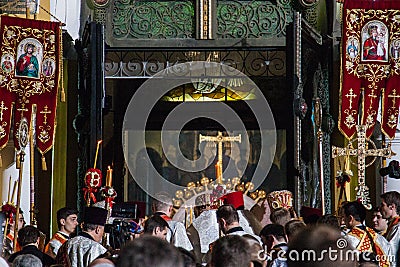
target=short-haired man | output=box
[380,191,400,266]
[216,205,261,243]
[56,207,108,267]
[118,235,183,267]
[270,208,291,227]
[288,225,357,267]
[211,235,252,267]
[372,207,388,235]
[144,215,169,240]
[259,224,288,267]
[343,201,391,267]
[8,225,55,266]
[152,192,193,251]
[45,207,79,258]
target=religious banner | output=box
[0,16,61,168]
[339,0,400,140]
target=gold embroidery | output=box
[38,125,51,144]
[345,88,357,109]
[39,105,51,125]
[0,24,57,98]
[0,122,7,139]
[0,101,8,121]
[344,109,357,129]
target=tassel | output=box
[41,154,47,171]
[16,153,21,169]
[0,153,2,168]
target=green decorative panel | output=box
[217,0,293,38]
[113,0,194,39]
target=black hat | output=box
[84,207,108,226]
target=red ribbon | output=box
[83,187,97,203]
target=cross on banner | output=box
[332,125,394,209]
[199,131,241,183]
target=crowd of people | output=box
[0,190,399,267]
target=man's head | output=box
[285,219,306,242]
[342,201,366,228]
[144,215,169,240]
[57,207,79,235]
[211,235,252,267]
[13,254,41,267]
[82,207,108,242]
[152,192,173,217]
[270,207,291,226]
[26,43,35,54]
[10,209,25,231]
[118,236,183,267]
[216,204,239,234]
[259,224,286,251]
[288,225,357,267]
[17,225,40,247]
[372,207,387,233]
[380,191,400,219]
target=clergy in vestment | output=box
[343,201,392,267]
[44,207,79,258]
[55,207,108,267]
[380,191,400,267]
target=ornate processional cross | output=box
[332,125,394,209]
[199,131,241,183]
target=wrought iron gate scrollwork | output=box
[113,0,194,39]
[217,0,293,38]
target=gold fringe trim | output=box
[0,152,2,168]
[59,25,65,102]
[41,154,47,171]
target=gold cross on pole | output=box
[345,88,357,109]
[0,101,8,121]
[332,125,394,209]
[388,89,400,108]
[39,105,51,125]
[199,131,241,183]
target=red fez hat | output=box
[300,206,322,224]
[222,191,244,209]
[84,207,108,226]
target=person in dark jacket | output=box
[8,225,55,267]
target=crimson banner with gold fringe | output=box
[339,0,400,140]
[0,16,61,166]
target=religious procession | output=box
[0,0,400,267]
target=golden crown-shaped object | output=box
[267,190,293,210]
[173,177,266,208]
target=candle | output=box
[7,176,11,203]
[93,140,103,169]
[106,166,113,187]
[11,180,18,204]
[190,206,193,225]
